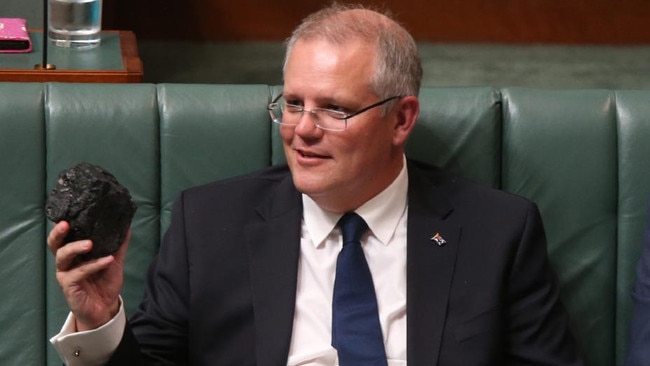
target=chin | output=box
[291,175,324,196]
[291,171,337,198]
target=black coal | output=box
[46,163,137,260]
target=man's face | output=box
[281,38,406,212]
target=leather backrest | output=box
[42,82,160,363]
[0,83,46,365]
[407,86,502,187]
[615,91,650,362]
[503,88,619,366]
[0,83,648,366]
[157,84,273,229]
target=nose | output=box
[294,110,323,138]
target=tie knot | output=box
[338,212,368,245]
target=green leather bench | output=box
[1,83,648,366]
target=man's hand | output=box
[47,221,130,332]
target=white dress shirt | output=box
[51,161,409,365]
[288,162,408,365]
[50,298,126,366]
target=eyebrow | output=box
[281,93,362,110]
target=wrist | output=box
[75,299,121,332]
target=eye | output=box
[284,98,303,107]
[283,100,303,113]
[325,104,348,113]
[321,107,348,120]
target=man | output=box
[49,4,583,365]
[625,201,650,366]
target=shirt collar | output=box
[302,157,409,247]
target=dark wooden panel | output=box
[104,0,650,44]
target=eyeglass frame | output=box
[267,94,403,131]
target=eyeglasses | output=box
[267,94,402,132]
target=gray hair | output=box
[283,3,423,99]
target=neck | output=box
[312,155,405,213]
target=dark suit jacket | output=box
[109,160,583,365]
[624,201,650,366]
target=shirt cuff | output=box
[50,297,126,366]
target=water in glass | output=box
[48,0,102,49]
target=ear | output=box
[392,96,419,146]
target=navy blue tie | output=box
[332,212,388,366]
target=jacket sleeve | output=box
[504,202,584,365]
[624,203,650,366]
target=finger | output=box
[61,255,115,283]
[55,239,93,271]
[47,221,70,254]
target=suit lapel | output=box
[406,162,461,365]
[245,175,302,366]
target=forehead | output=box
[283,38,377,100]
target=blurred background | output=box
[2,0,649,88]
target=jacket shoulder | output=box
[408,159,537,214]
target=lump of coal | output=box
[46,163,137,261]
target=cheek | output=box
[360,124,394,152]
[279,127,294,143]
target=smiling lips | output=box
[294,147,331,161]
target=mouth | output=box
[293,147,331,162]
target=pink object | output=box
[0,18,32,53]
